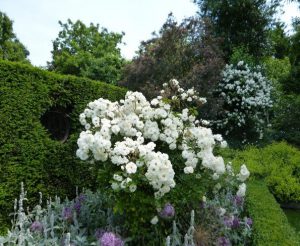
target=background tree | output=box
[268,19,300,146]
[0,11,29,63]
[193,0,281,60]
[120,14,224,119]
[283,19,300,94]
[268,22,290,59]
[48,19,124,84]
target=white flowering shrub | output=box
[1,161,251,245]
[76,79,249,238]
[215,61,273,141]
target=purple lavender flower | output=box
[30,221,43,233]
[217,237,231,246]
[95,228,105,240]
[223,216,233,228]
[62,207,73,222]
[73,200,82,214]
[78,193,86,202]
[231,217,240,229]
[233,195,244,207]
[159,203,175,219]
[246,217,253,227]
[200,201,206,209]
[73,193,86,214]
[100,232,124,246]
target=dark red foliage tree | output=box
[120,14,225,119]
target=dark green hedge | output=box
[246,180,300,245]
[0,60,126,232]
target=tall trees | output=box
[269,20,300,146]
[121,15,224,103]
[193,0,280,60]
[48,19,124,84]
[0,12,29,63]
[268,22,290,59]
[286,20,300,93]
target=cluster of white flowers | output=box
[76,79,243,200]
[237,183,247,197]
[162,79,207,106]
[215,61,273,139]
[236,164,250,197]
[237,164,250,182]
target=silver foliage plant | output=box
[166,210,195,246]
[0,183,122,246]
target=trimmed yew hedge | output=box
[246,180,300,245]
[0,60,126,232]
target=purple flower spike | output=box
[100,232,124,246]
[246,217,253,227]
[233,195,244,207]
[30,221,43,233]
[223,216,233,228]
[73,193,86,214]
[231,217,240,229]
[159,203,175,219]
[73,200,82,214]
[62,207,73,222]
[217,237,231,246]
[78,193,86,202]
[200,201,206,209]
[95,228,105,240]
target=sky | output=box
[0,0,299,67]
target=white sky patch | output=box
[0,0,197,66]
[0,0,299,67]
[280,2,300,33]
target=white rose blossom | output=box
[237,164,250,182]
[237,183,247,197]
[76,79,249,201]
[151,216,159,225]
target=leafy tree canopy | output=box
[121,14,224,101]
[48,19,124,84]
[268,22,290,59]
[0,11,30,63]
[193,0,281,60]
[120,14,225,122]
[282,20,300,93]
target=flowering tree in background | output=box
[214,61,273,142]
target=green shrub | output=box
[246,180,299,245]
[272,94,300,147]
[263,56,291,90]
[220,142,300,203]
[229,46,257,67]
[0,60,126,233]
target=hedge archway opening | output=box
[41,107,71,142]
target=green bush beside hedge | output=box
[246,180,299,245]
[0,60,126,233]
[219,142,300,203]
